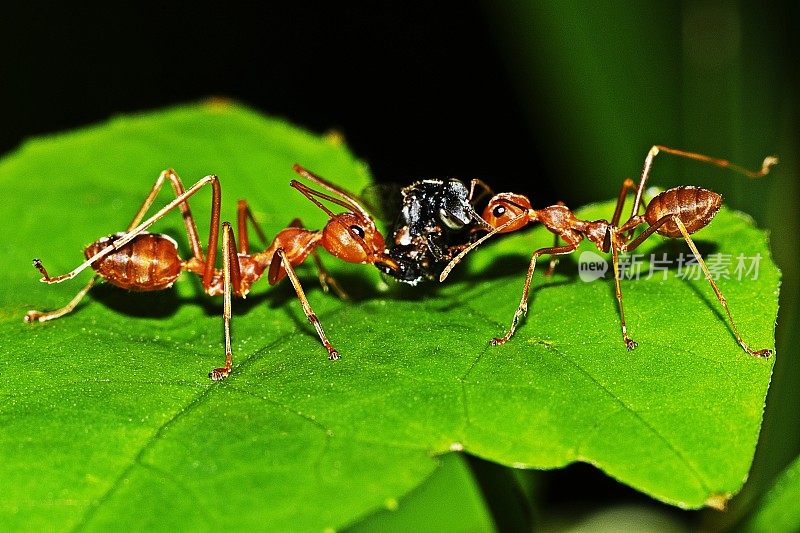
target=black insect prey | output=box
[379,178,491,284]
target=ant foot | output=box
[320,275,350,301]
[209,367,230,381]
[328,348,340,361]
[32,258,51,281]
[490,336,509,346]
[24,311,44,323]
[762,155,780,172]
[740,339,773,358]
[624,336,638,350]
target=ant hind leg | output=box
[622,214,772,357]
[671,217,772,358]
[25,275,99,323]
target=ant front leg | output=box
[492,243,578,346]
[285,218,349,301]
[272,248,340,360]
[468,178,494,205]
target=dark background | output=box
[2,1,797,530]
[0,2,555,202]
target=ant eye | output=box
[492,205,506,218]
[349,225,366,239]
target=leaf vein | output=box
[551,345,711,494]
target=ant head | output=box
[323,213,397,270]
[290,165,400,272]
[482,193,532,233]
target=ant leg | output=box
[237,202,347,303]
[25,275,99,323]
[25,171,208,323]
[274,247,340,360]
[209,222,243,381]
[492,243,578,346]
[285,217,349,300]
[609,233,638,350]
[543,233,561,277]
[622,214,772,357]
[610,215,685,349]
[671,216,771,357]
[310,252,349,300]
[35,175,220,285]
[611,178,637,227]
[631,145,778,220]
[468,178,494,205]
[236,199,270,254]
[127,169,205,260]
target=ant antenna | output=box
[292,164,373,221]
[439,212,529,282]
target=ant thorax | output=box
[582,220,611,250]
[382,179,483,285]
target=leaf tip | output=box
[323,129,347,146]
[201,96,237,112]
[704,493,731,511]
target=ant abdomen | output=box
[644,186,722,237]
[84,232,182,291]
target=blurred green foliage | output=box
[741,454,800,532]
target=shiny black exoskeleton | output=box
[380,178,490,284]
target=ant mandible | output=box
[440,146,778,356]
[26,165,398,380]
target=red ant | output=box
[440,146,778,356]
[25,165,398,380]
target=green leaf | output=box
[0,103,779,530]
[741,455,800,533]
[347,453,495,532]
